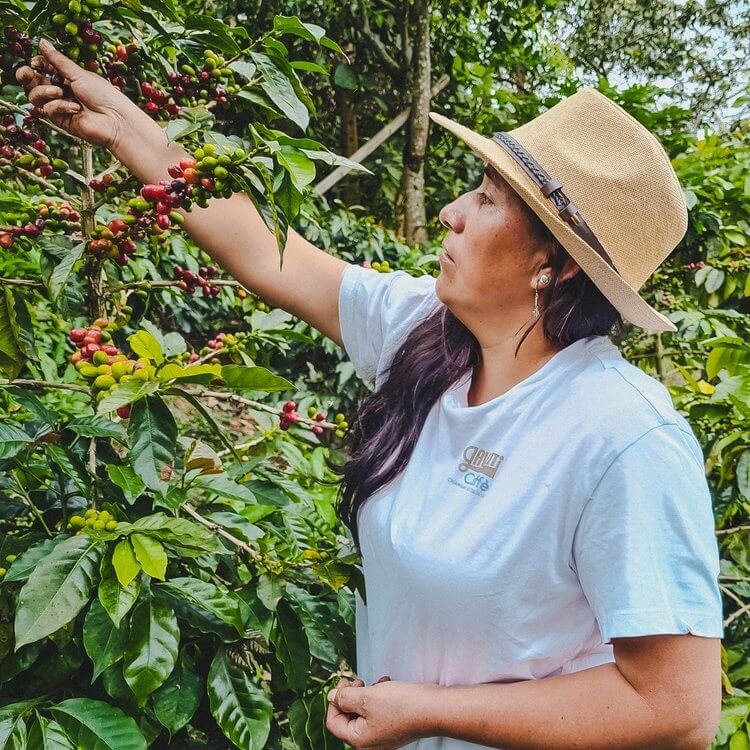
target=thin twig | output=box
[0,278,44,288]
[182,503,264,564]
[0,96,84,144]
[107,278,244,293]
[197,389,337,429]
[0,378,89,392]
[0,156,78,204]
[717,525,750,535]
[725,600,750,627]
[216,435,266,457]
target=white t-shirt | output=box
[337,264,724,750]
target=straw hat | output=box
[429,87,688,333]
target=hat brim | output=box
[429,112,677,334]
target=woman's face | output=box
[435,163,552,324]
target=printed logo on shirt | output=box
[448,445,504,497]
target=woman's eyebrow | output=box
[483,164,505,194]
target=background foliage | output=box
[0,0,747,748]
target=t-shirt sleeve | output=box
[571,421,724,645]
[337,263,441,388]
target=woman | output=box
[18,41,724,750]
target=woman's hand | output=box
[326,675,436,750]
[15,38,142,150]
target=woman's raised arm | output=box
[16,40,351,348]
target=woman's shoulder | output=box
[569,339,696,451]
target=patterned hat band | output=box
[491,132,619,276]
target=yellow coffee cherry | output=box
[70,515,86,529]
[105,520,118,531]
[84,509,97,519]
[93,520,106,530]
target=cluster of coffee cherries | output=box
[2,25,33,69]
[96,41,142,91]
[166,50,236,110]
[0,114,67,175]
[0,198,80,249]
[362,259,392,273]
[48,0,103,66]
[201,330,247,359]
[67,507,119,532]
[683,260,707,271]
[69,319,154,412]
[658,289,677,307]
[174,264,221,296]
[140,80,180,120]
[0,553,16,579]
[88,218,138,265]
[89,170,137,198]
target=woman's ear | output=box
[558,256,581,284]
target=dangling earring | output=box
[533,274,550,320]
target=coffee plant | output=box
[0,0,375,747]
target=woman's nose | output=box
[439,200,464,233]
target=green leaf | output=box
[96,380,161,414]
[27,715,75,749]
[83,598,127,681]
[98,554,140,628]
[127,330,164,365]
[112,539,141,588]
[333,63,357,91]
[228,60,256,80]
[127,395,177,495]
[157,362,222,385]
[737,450,750,499]
[123,514,226,557]
[157,578,245,635]
[123,598,179,705]
[270,598,310,693]
[47,241,85,302]
[277,146,316,190]
[0,421,33,459]
[0,287,25,380]
[194,473,257,503]
[46,443,90,498]
[50,698,147,750]
[130,534,167,580]
[4,536,69,583]
[272,15,326,43]
[64,416,127,443]
[14,535,103,649]
[152,648,202,734]
[207,649,273,750]
[105,465,146,505]
[251,52,309,131]
[220,365,293,392]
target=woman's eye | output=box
[478,192,491,205]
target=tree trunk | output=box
[398,0,431,246]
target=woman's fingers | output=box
[29,85,64,108]
[16,64,47,90]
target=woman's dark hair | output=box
[327,175,630,553]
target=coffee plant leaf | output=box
[112,539,141,588]
[83,599,128,681]
[105,465,147,506]
[122,598,179,704]
[151,648,202,735]
[269,598,309,694]
[50,698,147,750]
[98,554,141,628]
[220,364,293,391]
[207,648,273,750]
[157,578,245,635]
[0,421,33,460]
[27,714,76,749]
[4,536,70,583]
[130,534,167,581]
[15,536,104,649]
[96,380,161,415]
[127,395,177,495]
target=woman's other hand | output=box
[15,39,141,150]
